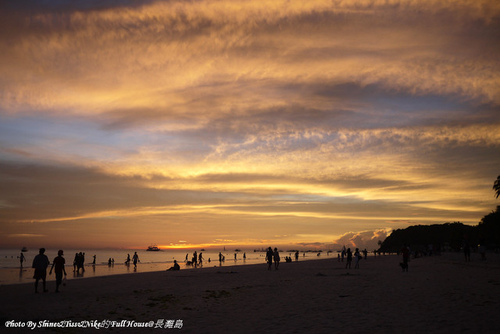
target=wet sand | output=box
[1,252,500,333]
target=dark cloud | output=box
[0,162,212,223]
[1,0,155,13]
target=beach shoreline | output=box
[0,252,330,286]
[2,252,500,333]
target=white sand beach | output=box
[2,252,500,333]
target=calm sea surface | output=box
[0,248,333,286]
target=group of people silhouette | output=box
[25,244,427,295]
[339,246,369,269]
[183,251,202,267]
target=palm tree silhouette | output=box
[494,175,500,199]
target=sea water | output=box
[0,248,330,285]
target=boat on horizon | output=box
[146,245,161,251]
[21,247,28,252]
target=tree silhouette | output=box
[494,175,500,199]
[477,206,500,249]
[378,223,475,253]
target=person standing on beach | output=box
[32,248,50,293]
[133,252,139,268]
[49,250,67,292]
[463,236,471,262]
[273,248,280,270]
[80,252,85,272]
[345,248,352,269]
[20,252,25,267]
[354,248,361,269]
[401,245,410,272]
[479,239,487,260]
[73,253,78,272]
[266,247,274,270]
[192,251,198,267]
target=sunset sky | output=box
[1,0,499,250]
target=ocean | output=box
[0,248,332,286]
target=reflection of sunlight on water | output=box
[0,248,332,285]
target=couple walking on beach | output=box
[32,248,67,293]
[73,252,85,273]
[266,247,280,270]
[344,248,363,269]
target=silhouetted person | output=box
[73,253,78,272]
[92,255,96,265]
[354,248,361,269]
[20,252,25,267]
[363,249,368,260]
[49,250,67,292]
[345,248,352,269]
[32,248,50,293]
[198,252,204,266]
[463,237,471,262]
[133,252,139,268]
[167,260,180,271]
[295,251,299,261]
[273,248,280,270]
[401,245,410,272]
[125,254,131,265]
[266,247,273,270]
[479,239,486,260]
[192,251,198,267]
[80,252,85,271]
